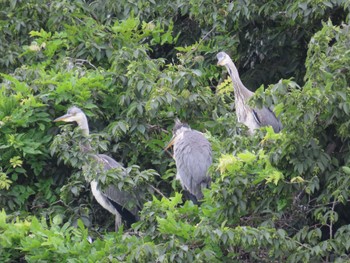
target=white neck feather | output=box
[76,114,89,136]
[225,60,254,101]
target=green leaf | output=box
[342,166,350,175]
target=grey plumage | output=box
[217,52,282,134]
[169,119,212,202]
[92,154,139,223]
[54,106,139,231]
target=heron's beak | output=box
[164,135,176,151]
[217,59,225,66]
[54,113,72,122]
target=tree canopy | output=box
[1,0,350,262]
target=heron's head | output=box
[173,118,190,137]
[216,52,230,66]
[164,118,190,151]
[54,106,86,124]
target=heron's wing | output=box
[104,185,140,219]
[252,107,282,133]
[95,154,140,217]
[96,154,123,169]
[174,130,212,200]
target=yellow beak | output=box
[53,113,72,122]
[164,135,176,151]
[217,59,225,66]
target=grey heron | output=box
[54,106,139,231]
[165,119,212,203]
[217,52,282,134]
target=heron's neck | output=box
[226,61,253,101]
[77,115,89,136]
[76,115,93,153]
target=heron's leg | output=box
[115,213,122,232]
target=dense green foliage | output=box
[1,0,350,261]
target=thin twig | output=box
[147,124,169,134]
[147,184,167,199]
[329,200,336,239]
[161,148,173,158]
[194,26,216,50]
[66,57,98,70]
[183,26,216,63]
[75,58,98,70]
[285,236,313,251]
